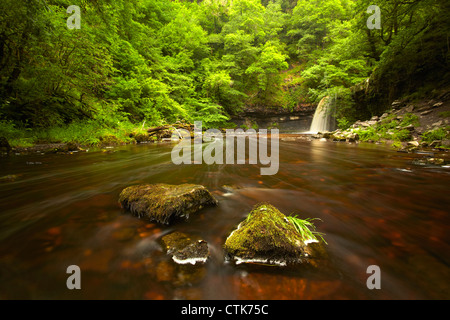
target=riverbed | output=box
[0,138,449,299]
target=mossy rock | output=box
[119,183,218,225]
[224,204,326,266]
[0,174,20,183]
[132,132,151,143]
[161,232,209,265]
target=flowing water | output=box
[309,97,335,133]
[0,138,449,299]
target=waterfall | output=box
[309,96,334,133]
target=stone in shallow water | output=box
[161,231,210,265]
[223,203,326,266]
[119,183,218,225]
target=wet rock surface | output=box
[119,183,218,225]
[313,99,449,152]
[161,232,209,265]
[0,174,21,183]
[224,204,326,266]
[10,143,84,156]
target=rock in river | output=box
[119,183,218,225]
[161,232,210,265]
[224,203,326,266]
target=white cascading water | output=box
[309,96,333,133]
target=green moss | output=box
[0,175,20,183]
[391,141,403,149]
[161,231,209,264]
[119,183,218,225]
[224,203,326,264]
[225,204,298,258]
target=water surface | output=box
[0,139,449,299]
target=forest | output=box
[0,0,449,146]
[1,0,449,302]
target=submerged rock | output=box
[224,204,326,266]
[161,232,210,265]
[119,183,218,225]
[0,174,20,183]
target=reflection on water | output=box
[0,139,449,299]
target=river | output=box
[0,137,449,299]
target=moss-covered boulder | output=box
[161,232,209,265]
[119,183,218,225]
[224,203,326,266]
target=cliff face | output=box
[231,104,316,132]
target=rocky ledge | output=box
[119,183,218,225]
[223,203,326,267]
[312,95,450,152]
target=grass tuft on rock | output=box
[286,216,327,245]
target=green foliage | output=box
[0,120,33,147]
[337,117,351,130]
[391,141,403,149]
[421,128,450,143]
[356,126,380,142]
[392,129,411,142]
[400,114,420,127]
[355,112,420,143]
[188,98,231,129]
[0,0,446,143]
[287,216,327,245]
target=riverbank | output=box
[2,92,449,157]
[0,121,194,157]
[311,93,450,152]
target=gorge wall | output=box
[231,104,316,133]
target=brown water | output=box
[0,138,449,300]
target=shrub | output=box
[337,117,351,130]
[421,128,449,143]
[392,129,411,142]
[400,113,420,127]
[357,127,380,142]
